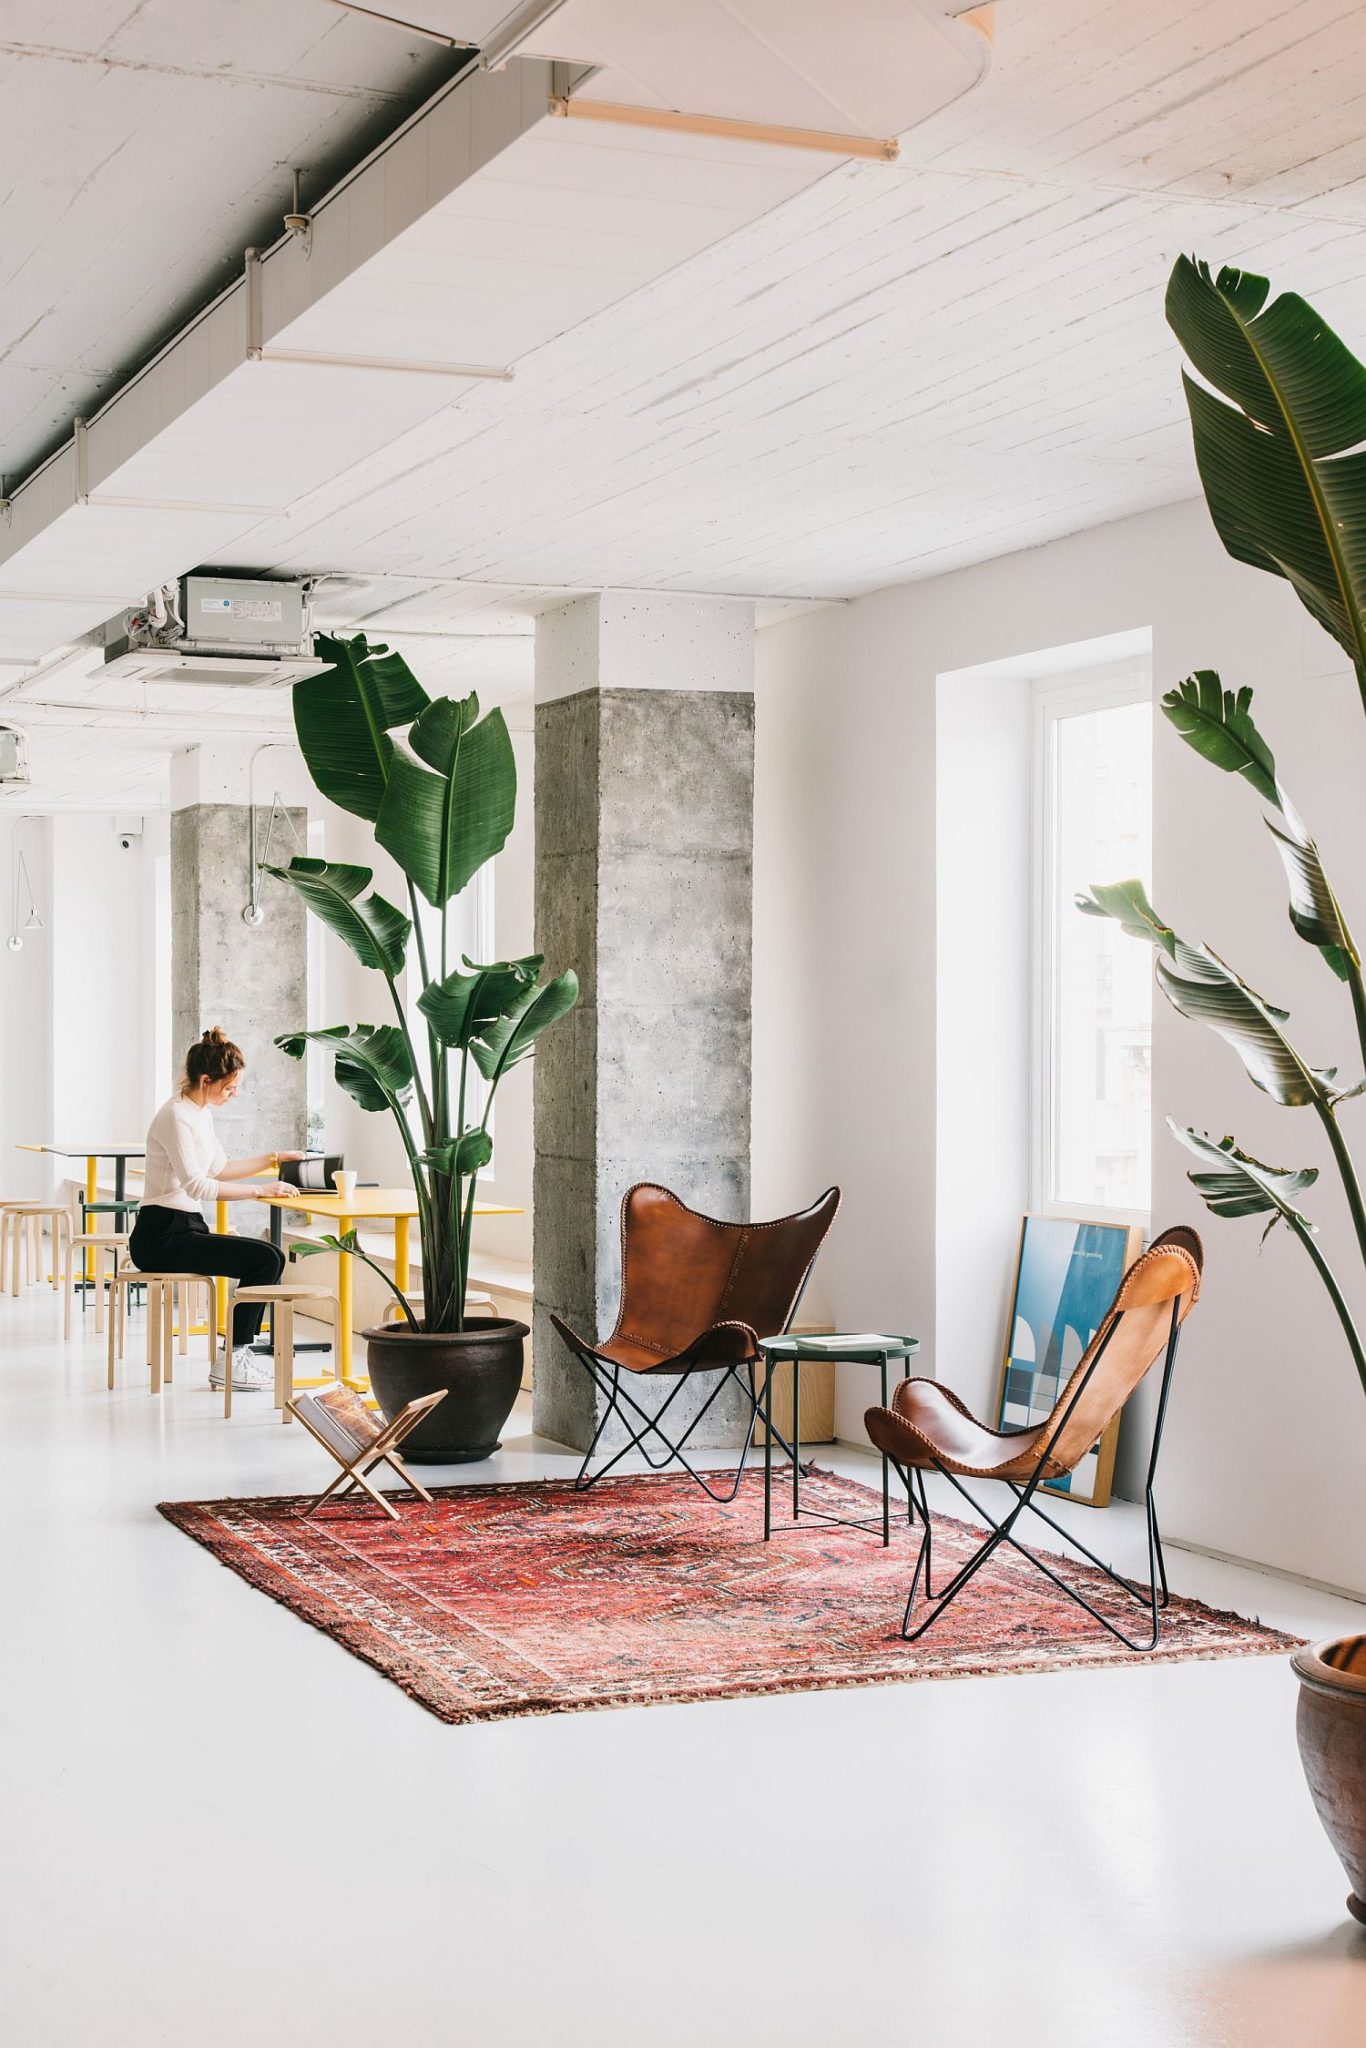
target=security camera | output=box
[117,834,135,851]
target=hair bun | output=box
[182,1026,245,1092]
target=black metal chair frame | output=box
[889,1298,1184,1652]
[561,1271,816,1502]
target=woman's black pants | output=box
[129,1206,286,1347]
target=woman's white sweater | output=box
[141,1095,228,1211]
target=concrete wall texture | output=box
[532,664,756,1454]
[171,802,308,1215]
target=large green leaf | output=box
[417,954,543,1049]
[1075,878,1177,957]
[1169,1123,1318,1229]
[419,1130,494,1179]
[1163,667,1351,978]
[1160,673,1353,979]
[1156,939,1335,1106]
[1161,672,1279,804]
[1264,801,1353,979]
[1166,258,1366,674]
[1079,883,1335,1105]
[275,1024,413,1113]
[470,969,579,1082]
[265,858,410,977]
[291,633,429,823]
[374,696,517,908]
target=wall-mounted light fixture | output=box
[243,744,304,927]
[7,816,42,953]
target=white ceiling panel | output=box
[0,1,465,481]
[9,1,1363,812]
[410,0,989,134]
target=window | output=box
[1033,666,1152,1220]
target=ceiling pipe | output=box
[11,698,296,739]
[548,95,899,162]
[253,347,514,382]
[320,1,475,50]
[480,1,571,71]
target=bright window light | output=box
[1035,667,1152,1220]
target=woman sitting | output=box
[130,1027,302,1393]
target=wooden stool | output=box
[226,1283,340,1421]
[8,1204,72,1295]
[1,1200,55,1295]
[104,1269,215,1394]
[64,1232,129,1339]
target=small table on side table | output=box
[758,1332,921,1544]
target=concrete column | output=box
[170,743,308,1167]
[532,592,755,1451]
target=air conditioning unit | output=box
[0,726,29,784]
[102,575,319,687]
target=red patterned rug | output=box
[158,1470,1298,1723]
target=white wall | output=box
[0,818,53,1199]
[0,813,166,1203]
[49,813,165,1166]
[753,496,1366,1592]
[934,668,1031,1433]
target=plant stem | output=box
[1347,956,1366,1080]
[383,972,434,1149]
[1315,1100,1366,1271]
[301,1236,420,1330]
[408,881,446,1142]
[1289,1215,1366,1399]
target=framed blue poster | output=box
[995,1215,1144,1508]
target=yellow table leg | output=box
[394,1214,410,1304]
[214,1197,229,1345]
[337,1212,354,1384]
[84,1155,97,1286]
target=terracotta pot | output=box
[1292,1636,1366,1925]
[362,1316,529,1464]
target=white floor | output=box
[3,1286,1366,2048]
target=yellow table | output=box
[18,1142,144,1282]
[214,1187,520,1385]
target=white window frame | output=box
[1030,660,1153,1227]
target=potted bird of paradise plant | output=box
[1080,257,1366,1921]
[267,632,577,1460]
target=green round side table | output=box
[757,1333,921,1544]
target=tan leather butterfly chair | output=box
[550,1182,840,1499]
[864,1227,1203,1650]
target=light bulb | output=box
[6,934,22,953]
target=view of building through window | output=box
[1040,681,1152,1217]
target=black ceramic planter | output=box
[363,1317,529,1463]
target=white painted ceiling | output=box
[4,0,1366,810]
[0,0,463,482]
[249,0,1366,604]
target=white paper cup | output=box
[332,1169,358,1202]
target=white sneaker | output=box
[209,1345,273,1392]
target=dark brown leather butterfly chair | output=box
[865,1227,1203,1650]
[551,1182,841,1499]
